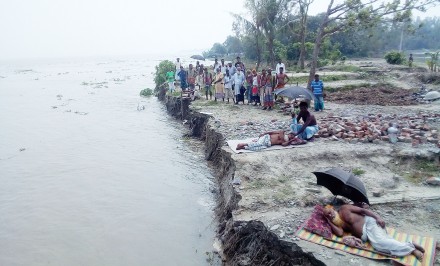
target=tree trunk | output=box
[298,20,307,69]
[267,31,275,68]
[298,9,308,69]
[308,20,326,88]
[255,32,262,71]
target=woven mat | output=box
[295,225,437,266]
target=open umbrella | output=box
[312,167,370,204]
[273,85,314,100]
[190,55,205,61]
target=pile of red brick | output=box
[315,113,440,147]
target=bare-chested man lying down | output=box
[323,204,426,261]
[236,130,298,151]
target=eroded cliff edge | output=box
[160,94,324,266]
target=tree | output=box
[307,0,440,87]
[223,35,243,55]
[154,60,174,92]
[235,0,294,68]
[209,43,227,57]
[231,10,264,69]
[296,0,314,69]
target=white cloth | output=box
[175,60,181,79]
[213,62,221,71]
[361,216,415,256]
[276,63,285,74]
[224,75,232,89]
[233,71,245,95]
[220,65,227,74]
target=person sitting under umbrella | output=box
[323,204,426,261]
[290,102,319,140]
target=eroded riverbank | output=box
[160,90,440,266]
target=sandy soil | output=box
[189,60,440,265]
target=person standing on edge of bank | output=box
[311,74,324,111]
[175,58,181,80]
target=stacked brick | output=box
[315,113,440,147]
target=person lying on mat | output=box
[290,102,319,140]
[323,204,425,261]
[236,130,298,151]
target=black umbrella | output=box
[190,55,205,61]
[273,85,314,100]
[313,168,370,204]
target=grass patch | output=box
[288,74,352,85]
[326,82,399,93]
[202,100,219,106]
[273,186,295,203]
[415,160,438,172]
[329,65,362,72]
[277,174,290,183]
[388,158,439,184]
[326,83,373,93]
[404,159,438,183]
[250,179,267,189]
[352,168,365,176]
[249,175,291,189]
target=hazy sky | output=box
[1,0,439,60]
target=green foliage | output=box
[273,39,287,62]
[139,88,153,96]
[384,51,406,65]
[352,168,365,176]
[317,58,330,67]
[287,42,314,61]
[223,35,243,54]
[154,60,174,92]
[320,39,344,65]
[206,43,227,58]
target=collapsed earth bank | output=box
[160,93,325,266]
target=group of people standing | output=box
[167,57,325,112]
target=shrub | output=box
[384,51,406,65]
[140,88,153,96]
[153,60,175,92]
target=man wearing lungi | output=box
[290,102,319,140]
[323,204,426,261]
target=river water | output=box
[0,56,217,266]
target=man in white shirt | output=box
[275,59,285,75]
[212,58,221,72]
[220,59,227,74]
[175,58,182,80]
[232,67,246,104]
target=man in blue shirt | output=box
[310,74,324,111]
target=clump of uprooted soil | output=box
[327,86,418,106]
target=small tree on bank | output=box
[154,60,174,92]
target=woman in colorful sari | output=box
[213,68,225,101]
